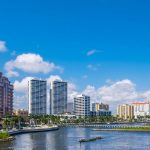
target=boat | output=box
[79,136,103,142]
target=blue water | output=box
[1,128,150,150]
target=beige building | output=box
[117,104,134,120]
[92,103,109,111]
[14,109,28,118]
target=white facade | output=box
[50,80,67,115]
[28,79,47,115]
[74,94,90,116]
[133,102,150,118]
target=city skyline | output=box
[1,1,150,112]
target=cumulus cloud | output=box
[68,82,78,102]
[47,75,62,84]
[5,53,63,77]
[0,40,7,52]
[98,79,138,102]
[13,77,35,109]
[14,76,34,93]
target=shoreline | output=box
[92,128,150,132]
[8,126,59,136]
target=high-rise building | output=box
[28,79,47,115]
[74,94,90,116]
[132,102,150,118]
[92,103,109,111]
[0,72,13,118]
[50,80,67,115]
[67,102,74,114]
[117,104,134,120]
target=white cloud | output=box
[5,53,63,77]
[98,79,138,102]
[47,75,62,84]
[86,49,103,56]
[14,76,34,93]
[0,40,7,52]
[68,82,78,102]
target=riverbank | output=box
[93,127,150,132]
[8,125,59,136]
[0,132,15,142]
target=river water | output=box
[0,127,150,150]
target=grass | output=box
[112,127,150,131]
[0,132,10,139]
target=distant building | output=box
[132,102,150,118]
[67,102,74,114]
[14,109,28,118]
[91,102,111,117]
[0,72,13,118]
[50,80,67,115]
[28,79,47,115]
[74,94,90,116]
[90,110,111,117]
[92,103,109,111]
[117,104,134,120]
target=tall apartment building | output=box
[117,104,134,120]
[28,79,47,115]
[132,102,150,118]
[50,80,67,115]
[74,94,90,116]
[92,103,109,111]
[0,72,13,118]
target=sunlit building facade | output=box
[28,79,47,115]
[117,104,134,120]
[50,80,67,115]
[132,102,150,118]
[0,72,13,118]
[74,94,90,116]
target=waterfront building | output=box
[14,109,28,118]
[0,72,13,118]
[74,94,90,116]
[28,79,47,115]
[50,80,67,115]
[132,102,150,118]
[67,102,74,114]
[91,102,111,117]
[92,102,109,111]
[90,110,111,117]
[117,104,134,120]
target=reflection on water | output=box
[0,128,150,150]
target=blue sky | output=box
[1,0,150,110]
